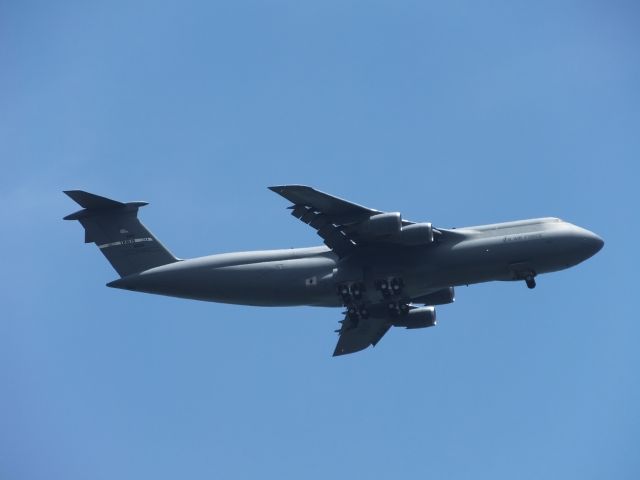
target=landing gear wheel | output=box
[338,284,351,303]
[390,277,403,294]
[387,302,398,315]
[376,280,390,297]
[350,282,364,300]
[525,275,536,289]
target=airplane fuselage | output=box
[65,186,604,355]
[108,217,603,307]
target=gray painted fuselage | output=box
[109,217,604,307]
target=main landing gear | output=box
[336,282,368,330]
[335,299,369,334]
[336,277,411,333]
[337,282,365,303]
[386,301,410,317]
[335,277,409,332]
[375,277,404,298]
[375,276,410,316]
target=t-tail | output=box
[64,190,178,277]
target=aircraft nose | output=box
[579,228,604,258]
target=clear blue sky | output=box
[2,1,638,479]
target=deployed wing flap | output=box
[333,315,391,356]
[289,205,354,255]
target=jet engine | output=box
[412,287,455,306]
[395,222,434,245]
[393,306,436,329]
[358,215,436,246]
[358,212,402,238]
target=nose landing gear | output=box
[525,275,536,289]
[510,264,537,290]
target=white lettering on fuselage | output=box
[97,237,154,249]
[502,233,543,243]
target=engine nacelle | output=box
[395,222,434,245]
[413,287,455,306]
[359,212,402,238]
[393,306,436,329]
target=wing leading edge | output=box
[269,185,380,256]
[269,185,415,256]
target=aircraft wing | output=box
[333,314,391,356]
[269,185,413,256]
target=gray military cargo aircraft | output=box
[64,186,603,356]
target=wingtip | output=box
[332,344,359,357]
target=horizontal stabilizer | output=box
[63,190,128,209]
[63,190,149,220]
